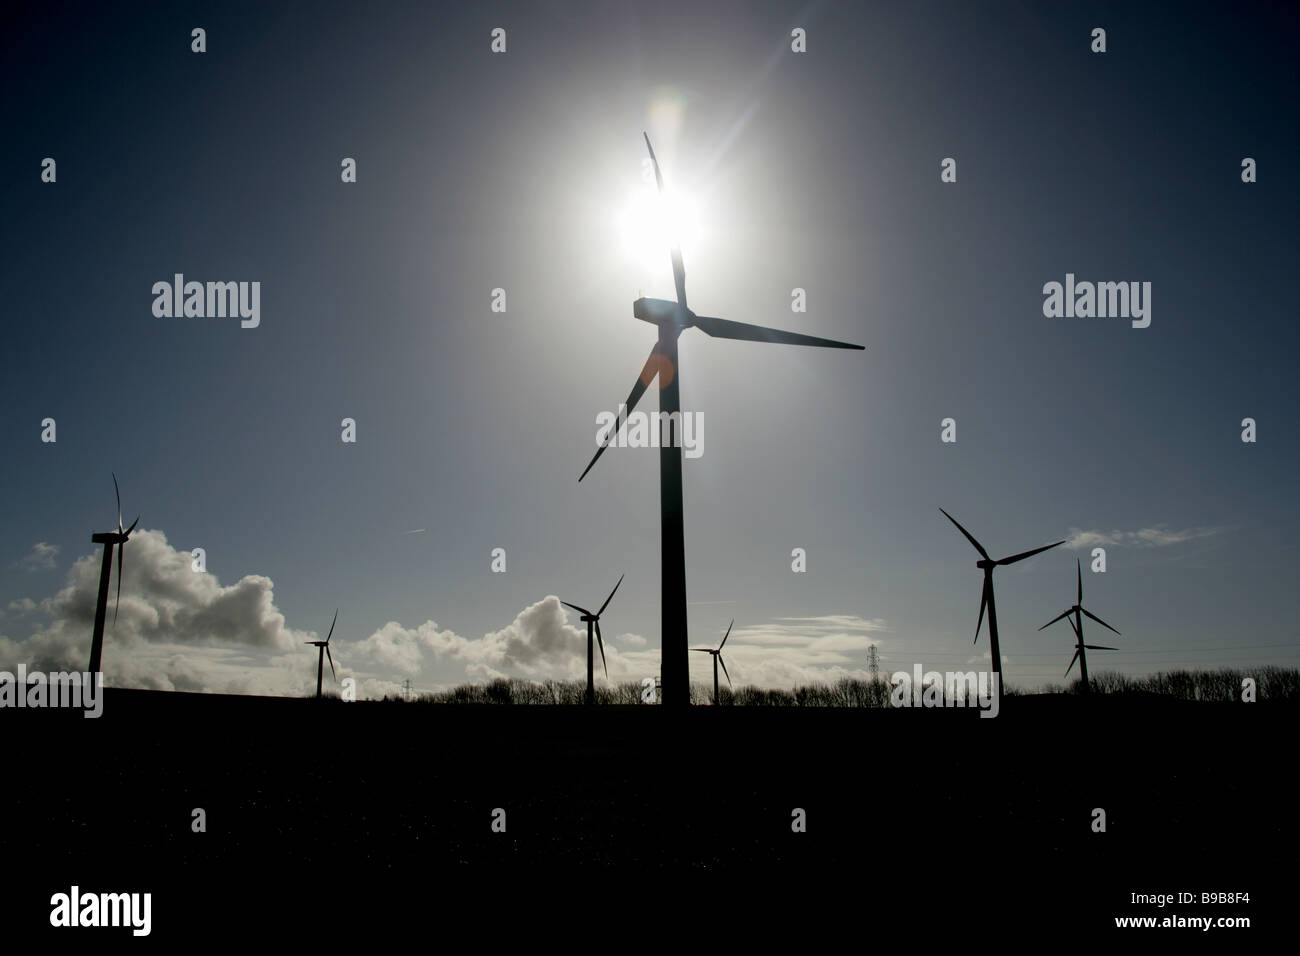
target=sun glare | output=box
[617,183,704,283]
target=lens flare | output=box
[617,184,703,282]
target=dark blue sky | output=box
[2,1,1296,696]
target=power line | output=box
[869,643,1300,662]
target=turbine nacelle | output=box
[92,531,132,544]
[561,574,623,688]
[940,507,1065,693]
[692,619,734,700]
[87,473,142,674]
[633,296,692,330]
[307,609,339,692]
[1040,560,1122,685]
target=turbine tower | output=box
[691,619,733,705]
[940,509,1064,703]
[88,473,139,675]
[305,610,339,699]
[562,574,623,706]
[1039,559,1120,694]
[580,134,864,707]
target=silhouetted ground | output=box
[5,689,1289,940]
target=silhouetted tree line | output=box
[383,668,1296,706]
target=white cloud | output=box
[702,615,888,688]
[346,619,471,676]
[0,529,892,696]
[327,608,890,695]
[340,597,659,686]
[0,529,313,689]
[16,542,59,571]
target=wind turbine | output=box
[940,509,1064,702]
[1039,559,1120,694]
[305,610,339,699]
[691,619,733,705]
[579,134,864,707]
[562,574,623,706]
[87,473,139,675]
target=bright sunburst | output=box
[616,181,704,282]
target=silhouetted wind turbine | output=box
[691,619,733,705]
[305,610,339,699]
[1039,559,1120,694]
[940,509,1064,702]
[88,473,140,675]
[562,574,623,706]
[580,134,864,707]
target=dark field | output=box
[5,689,1290,939]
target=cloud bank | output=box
[0,530,890,698]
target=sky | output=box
[1,0,1297,699]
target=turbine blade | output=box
[326,609,338,644]
[1037,608,1073,631]
[719,618,733,651]
[1077,558,1083,603]
[643,132,666,192]
[326,644,336,681]
[598,573,624,616]
[113,541,124,626]
[940,509,989,560]
[974,579,989,644]
[1068,616,1081,639]
[718,653,731,687]
[1080,607,1120,635]
[579,343,664,482]
[113,472,122,532]
[670,249,688,310]
[690,648,713,653]
[997,540,1065,566]
[1084,644,1118,651]
[1065,648,1080,677]
[561,601,593,616]
[124,516,140,536]
[642,133,688,308]
[691,313,864,350]
[594,620,607,677]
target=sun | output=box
[616,182,704,283]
